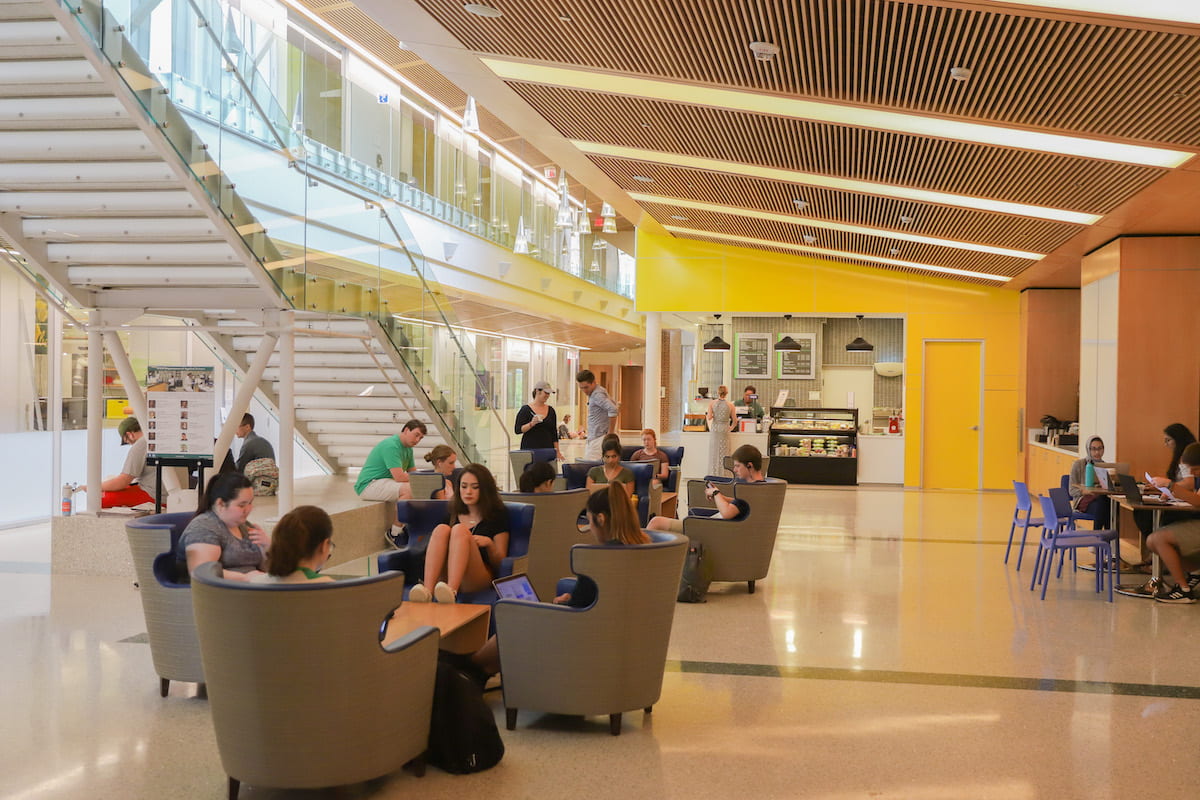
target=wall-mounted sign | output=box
[735,333,771,379]
[144,366,215,458]
[777,333,816,380]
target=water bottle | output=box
[1084,462,1096,488]
[61,483,76,516]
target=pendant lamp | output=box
[846,314,874,351]
[703,314,731,352]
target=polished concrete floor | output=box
[3,486,1198,799]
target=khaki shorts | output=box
[357,478,412,502]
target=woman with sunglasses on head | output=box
[514,380,564,462]
[409,463,509,604]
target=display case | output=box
[767,407,858,485]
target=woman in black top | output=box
[409,463,509,604]
[514,381,564,461]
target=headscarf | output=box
[1084,435,1105,463]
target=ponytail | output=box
[265,505,332,576]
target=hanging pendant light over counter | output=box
[846,314,874,351]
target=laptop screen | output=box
[493,573,539,602]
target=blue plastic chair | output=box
[1030,495,1114,602]
[1060,473,1099,527]
[620,461,655,526]
[1048,487,1120,572]
[1005,480,1044,569]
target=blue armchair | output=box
[562,461,598,490]
[659,446,685,493]
[621,461,656,526]
[509,448,558,485]
[125,512,201,696]
[377,501,535,605]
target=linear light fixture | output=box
[577,141,1101,225]
[483,58,1194,168]
[627,192,1044,259]
[998,0,1200,25]
[663,225,1012,283]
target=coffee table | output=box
[382,603,491,654]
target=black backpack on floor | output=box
[677,540,712,603]
[427,658,505,774]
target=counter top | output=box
[1028,434,1078,458]
[858,433,904,439]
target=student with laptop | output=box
[1145,443,1200,604]
[1067,435,1112,528]
[470,482,650,677]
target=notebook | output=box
[492,573,539,602]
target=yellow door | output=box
[923,341,982,489]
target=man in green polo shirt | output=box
[354,419,427,501]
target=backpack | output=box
[427,659,505,774]
[677,540,712,603]
[242,457,278,496]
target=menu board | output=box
[735,333,771,379]
[144,366,215,458]
[777,334,816,380]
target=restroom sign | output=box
[377,93,389,104]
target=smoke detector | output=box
[749,41,780,62]
[464,3,503,18]
[949,66,972,82]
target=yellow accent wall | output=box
[636,232,1020,488]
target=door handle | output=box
[970,425,979,431]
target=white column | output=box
[85,319,103,513]
[49,305,62,515]
[213,331,279,475]
[277,312,295,515]
[643,311,661,433]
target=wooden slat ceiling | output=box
[354,0,1199,286]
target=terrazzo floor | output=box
[3,487,1198,799]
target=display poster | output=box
[777,333,816,379]
[145,366,216,458]
[735,333,771,380]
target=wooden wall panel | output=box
[1114,238,1200,477]
[1019,289,1081,448]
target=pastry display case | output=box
[767,407,858,485]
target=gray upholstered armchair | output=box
[682,478,787,593]
[190,563,438,799]
[494,531,687,735]
[499,488,590,601]
[125,512,202,696]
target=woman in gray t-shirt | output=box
[176,472,267,580]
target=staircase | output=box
[0,0,486,475]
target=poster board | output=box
[145,366,215,458]
[776,334,816,379]
[735,333,771,380]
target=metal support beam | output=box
[278,311,296,515]
[85,319,102,513]
[213,330,279,478]
[49,304,63,516]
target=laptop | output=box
[492,573,539,602]
[1094,468,1110,490]
[1115,474,1150,504]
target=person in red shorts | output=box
[82,416,158,508]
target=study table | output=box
[381,602,491,654]
[1110,494,1200,598]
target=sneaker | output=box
[407,583,431,603]
[1116,577,1160,598]
[1153,584,1196,604]
[385,523,408,549]
[433,581,457,604]
[1189,574,1200,591]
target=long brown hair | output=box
[587,482,648,545]
[265,505,332,576]
[449,463,505,524]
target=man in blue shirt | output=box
[576,369,618,460]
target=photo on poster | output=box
[145,366,216,459]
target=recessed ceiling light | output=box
[631,175,654,183]
[665,225,1011,282]
[671,215,689,221]
[586,143,1102,225]
[558,12,572,22]
[949,66,972,82]
[464,3,503,18]
[802,234,817,244]
[627,192,1046,259]
[889,247,900,255]
[899,215,914,224]
[749,41,780,62]
[484,59,1194,168]
[793,199,808,211]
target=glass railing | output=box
[63,0,509,468]
[108,0,633,298]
